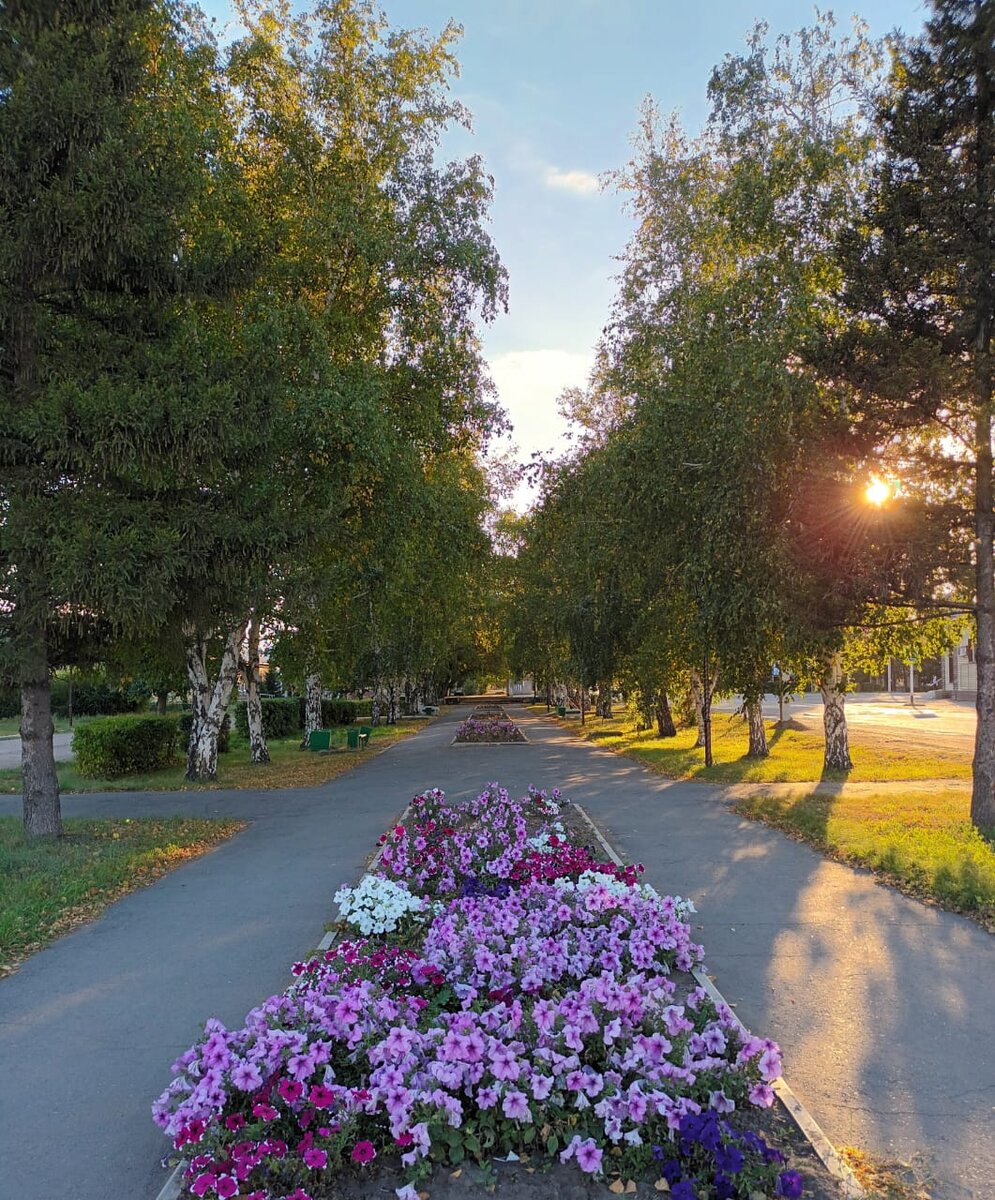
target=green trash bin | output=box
[346,728,360,749]
[557,705,566,717]
[308,729,331,751]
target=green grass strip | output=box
[0,816,244,974]
[733,787,995,924]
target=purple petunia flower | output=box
[575,1139,603,1174]
[777,1171,804,1198]
[229,1060,262,1092]
[749,1081,775,1108]
[502,1089,531,1121]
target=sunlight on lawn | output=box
[735,787,994,919]
[559,711,970,783]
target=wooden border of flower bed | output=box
[571,802,864,1200]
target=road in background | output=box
[715,692,976,756]
[0,729,74,769]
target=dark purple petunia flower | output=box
[776,1170,804,1198]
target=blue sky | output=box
[199,0,928,486]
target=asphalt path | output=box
[0,729,74,769]
[0,707,990,1199]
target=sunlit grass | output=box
[544,709,971,783]
[0,721,427,794]
[0,816,245,974]
[733,786,995,922]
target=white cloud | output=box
[543,165,600,195]
[487,348,595,509]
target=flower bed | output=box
[154,785,807,1200]
[454,717,526,744]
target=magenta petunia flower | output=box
[351,1140,377,1164]
[309,1084,334,1109]
[216,1178,238,1200]
[303,1147,328,1169]
[277,1078,304,1104]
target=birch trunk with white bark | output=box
[690,672,706,748]
[302,672,322,747]
[185,624,245,782]
[820,649,853,772]
[242,614,269,764]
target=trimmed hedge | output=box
[232,697,372,738]
[177,713,231,754]
[233,698,300,739]
[73,715,180,778]
[317,698,371,725]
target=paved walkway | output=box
[0,708,991,1199]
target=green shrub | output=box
[0,688,19,719]
[233,697,300,739]
[319,698,371,725]
[50,678,138,718]
[73,715,179,778]
[177,713,231,754]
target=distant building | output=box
[506,678,534,698]
[944,630,976,700]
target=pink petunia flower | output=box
[351,1140,377,1164]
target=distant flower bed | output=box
[154,784,799,1200]
[454,716,526,743]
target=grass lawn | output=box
[0,721,426,794]
[0,816,245,975]
[542,709,972,783]
[732,785,995,926]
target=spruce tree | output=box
[0,1,243,834]
[836,0,995,828]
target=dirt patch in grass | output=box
[0,816,245,975]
